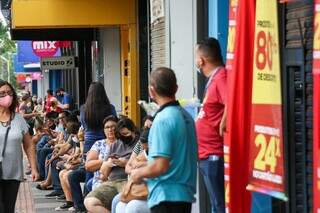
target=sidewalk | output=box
[15,179,69,213]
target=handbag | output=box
[0,125,11,179]
[120,152,149,203]
[120,178,148,203]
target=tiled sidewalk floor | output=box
[15,179,68,213]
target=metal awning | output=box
[11,0,136,29]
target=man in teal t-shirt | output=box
[131,67,198,213]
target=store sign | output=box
[40,56,75,70]
[32,41,71,58]
[313,1,320,212]
[32,41,59,57]
[150,0,164,24]
[224,0,238,212]
[247,0,288,201]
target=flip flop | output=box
[36,184,53,190]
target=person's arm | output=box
[217,71,227,137]
[58,102,70,110]
[58,95,70,110]
[23,133,39,181]
[112,157,129,168]
[130,157,169,183]
[20,107,38,119]
[219,105,227,136]
[56,142,72,156]
[125,152,138,174]
[85,150,104,172]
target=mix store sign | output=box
[17,40,71,63]
[32,41,71,58]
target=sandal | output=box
[36,183,53,190]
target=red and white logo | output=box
[32,41,59,58]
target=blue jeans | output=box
[68,166,86,210]
[199,156,225,213]
[37,146,53,179]
[36,135,50,151]
[51,159,63,192]
[86,177,93,193]
[111,193,120,213]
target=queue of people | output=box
[0,37,227,213]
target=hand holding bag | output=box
[120,178,148,203]
[0,125,11,179]
[120,152,148,203]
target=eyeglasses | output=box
[104,125,116,130]
[0,90,14,98]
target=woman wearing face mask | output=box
[66,82,115,212]
[0,80,39,213]
[84,117,138,213]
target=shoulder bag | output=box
[0,125,11,179]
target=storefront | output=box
[9,0,141,122]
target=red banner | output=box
[313,1,320,212]
[247,0,287,200]
[225,0,255,212]
[224,0,239,212]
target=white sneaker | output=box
[68,206,76,211]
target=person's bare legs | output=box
[84,197,110,213]
[59,169,72,201]
[39,166,52,188]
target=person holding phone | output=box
[84,117,138,213]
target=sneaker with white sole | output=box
[68,206,76,211]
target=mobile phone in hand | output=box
[109,154,119,159]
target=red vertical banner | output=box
[224,1,238,212]
[247,0,287,200]
[225,0,255,212]
[313,1,320,212]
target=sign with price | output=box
[313,1,320,212]
[247,0,287,200]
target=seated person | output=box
[84,117,139,213]
[112,116,152,213]
[55,115,118,211]
[44,121,81,198]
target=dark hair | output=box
[56,88,64,93]
[84,82,112,131]
[116,117,138,135]
[46,111,59,120]
[66,122,80,134]
[47,89,53,96]
[103,115,118,125]
[0,80,18,113]
[21,94,30,101]
[150,67,177,98]
[196,37,224,64]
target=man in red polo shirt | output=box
[195,38,227,213]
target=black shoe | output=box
[56,194,66,201]
[75,210,87,213]
[55,202,73,211]
[75,207,87,213]
[45,191,64,198]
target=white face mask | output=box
[196,67,202,74]
[196,62,203,75]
